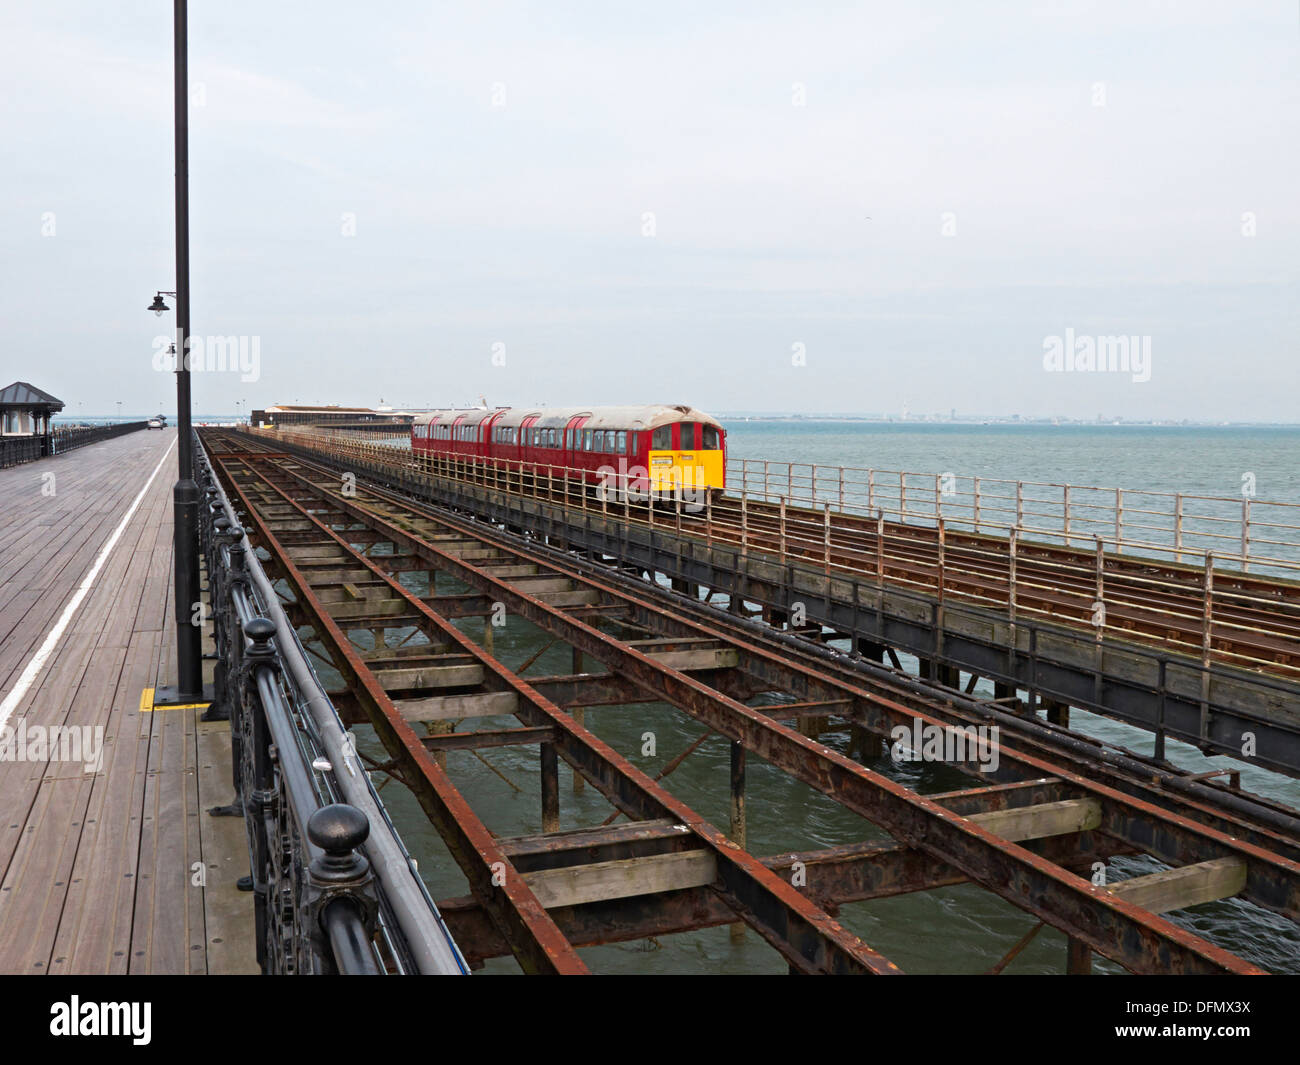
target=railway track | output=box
[244,428,1300,682]
[201,428,1300,974]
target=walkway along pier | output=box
[0,429,251,972]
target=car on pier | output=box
[410,404,726,498]
[147,416,166,430]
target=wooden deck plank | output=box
[0,428,252,975]
[51,632,162,974]
[195,720,257,974]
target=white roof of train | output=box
[411,405,722,431]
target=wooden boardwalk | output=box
[0,429,255,974]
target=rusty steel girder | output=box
[216,453,903,975]
[262,461,1273,975]
[216,458,589,975]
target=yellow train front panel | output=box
[647,450,725,494]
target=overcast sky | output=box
[2,1,1296,420]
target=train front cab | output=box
[647,420,725,497]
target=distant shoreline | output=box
[718,415,1300,429]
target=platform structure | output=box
[0,428,254,974]
[194,427,1300,976]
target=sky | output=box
[1,1,1296,421]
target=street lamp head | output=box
[148,294,170,316]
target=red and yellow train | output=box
[411,404,726,497]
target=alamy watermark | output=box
[151,335,261,382]
[50,997,150,1045]
[0,717,104,773]
[1042,328,1151,383]
[890,719,1000,773]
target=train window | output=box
[679,423,698,449]
[616,431,627,454]
[651,426,670,449]
[582,429,593,451]
[702,426,720,450]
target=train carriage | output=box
[411,404,726,499]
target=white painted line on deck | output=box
[0,437,177,732]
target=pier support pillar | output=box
[1045,699,1071,728]
[540,742,560,833]
[729,740,746,943]
[571,647,585,795]
[1066,937,1092,975]
[850,724,879,760]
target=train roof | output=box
[411,405,722,431]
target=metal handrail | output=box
[730,457,1300,575]
[195,432,468,975]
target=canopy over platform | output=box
[0,381,64,435]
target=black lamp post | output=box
[148,0,204,705]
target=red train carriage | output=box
[411,404,726,498]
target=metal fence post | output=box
[823,502,831,574]
[1201,551,1214,742]
[1241,498,1251,573]
[1115,487,1124,554]
[1175,493,1184,562]
[779,497,787,563]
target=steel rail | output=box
[195,438,470,975]
[221,429,1300,779]
[259,428,1300,681]
[224,443,1274,974]
[328,471,1300,922]
[251,436,1300,845]
[214,451,901,975]
[215,460,591,975]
